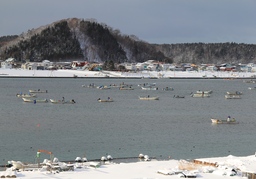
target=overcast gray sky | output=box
[1,0,255,44]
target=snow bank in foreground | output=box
[1,155,255,179]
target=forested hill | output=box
[0,18,256,64]
[155,43,256,64]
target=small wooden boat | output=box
[226,91,242,95]
[211,118,239,124]
[29,89,48,93]
[225,94,241,99]
[141,86,158,90]
[50,99,76,104]
[98,98,113,102]
[82,84,96,88]
[97,85,110,90]
[16,93,37,98]
[139,96,159,100]
[162,87,174,91]
[119,87,134,90]
[173,95,185,98]
[248,87,256,90]
[22,98,48,103]
[196,90,212,94]
[191,93,210,98]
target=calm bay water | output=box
[0,78,256,164]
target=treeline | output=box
[155,43,256,64]
[0,35,18,48]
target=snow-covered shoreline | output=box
[1,154,256,179]
[1,68,256,79]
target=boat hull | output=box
[211,118,238,124]
[22,98,48,103]
[139,96,159,100]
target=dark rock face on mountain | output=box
[0,18,256,64]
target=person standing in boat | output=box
[227,116,231,122]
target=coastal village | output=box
[1,57,256,74]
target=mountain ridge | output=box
[1,18,256,64]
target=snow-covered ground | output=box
[0,68,256,78]
[1,154,255,178]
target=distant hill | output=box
[1,18,256,64]
[0,18,167,63]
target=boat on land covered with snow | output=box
[139,96,159,100]
[211,118,238,124]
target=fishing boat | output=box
[225,94,241,99]
[196,90,212,94]
[119,86,134,90]
[141,86,158,90]
[139,96,159,100]
[97,85,110,90]
[211,118,238,124]
[29,89,48,93]
[49,99,76,104]
[16,93,37,98]
[173,95,185,98]
[226,91,242,95]
[162,87,174,91]
[191,93,210,98]
[22,98,48,103]
[98,98,113,102]
[248,87,256,90]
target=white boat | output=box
[97,85,110,89]
[141,86,158,90]
[49,99,76,104]
[226,91,242,95]
[98,98,113,102]
[173,95,185,98]
[29,89,48,93]
[119,87,134,90]
[225,94,241,99]
[162,87,174,91]
[196,90,212,94]
[22,98,48,103]
[211,118,239,124]
[139,96,159,100]
[138,83,156,87]
[16,93,37,98]
[82,84,96,88]
[191,93,210,98]
[248,87,256,90]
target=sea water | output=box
[0,78,255,165]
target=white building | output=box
[1,58,15,69]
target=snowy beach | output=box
[1,154,256,178]
[0,68,256,78]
